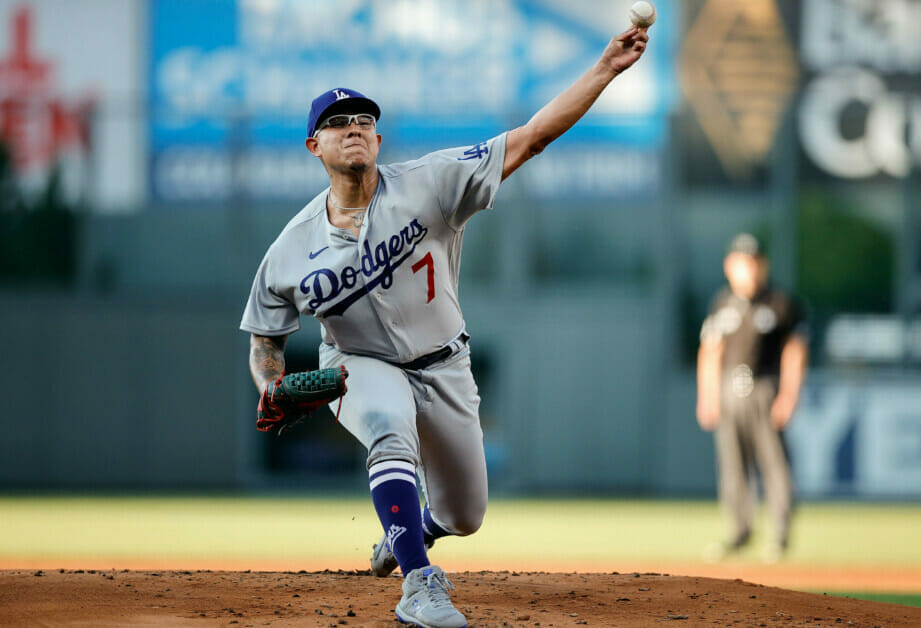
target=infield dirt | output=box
[2,569,920,627]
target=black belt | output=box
[399,334,469,371]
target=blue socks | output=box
[369,460,429,574]
[422,503,452,546]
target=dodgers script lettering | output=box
[300,219,429,315]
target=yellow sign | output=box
[680,0,799,180]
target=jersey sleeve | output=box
[782,295,811,342]
[699,290,729,344]
[239,248,301,336]
[426,133,508,230]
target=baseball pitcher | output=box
[241,25,651,628]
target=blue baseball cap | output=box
[307,87,381,138]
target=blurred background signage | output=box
[0,7,92,184]
[0,0,141,210]
[824,315,921,364]
[150,0,677,204]
[798,0,921,180]
[791,378,921,498]
[679,0,799,182]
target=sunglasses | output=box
[315,113,376,136]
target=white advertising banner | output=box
[0,0,144,211]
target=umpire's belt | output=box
[398,333,469,371]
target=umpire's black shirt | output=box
[701,287,806,381]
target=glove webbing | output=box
[269,371,345,423]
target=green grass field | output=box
[2,496,920,606]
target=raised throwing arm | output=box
[502,26,650,180]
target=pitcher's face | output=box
[306,115,382,174]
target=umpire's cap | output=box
[307,88,381,138]
[727,233,763,257]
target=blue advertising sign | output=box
[789,376,921,498]
[150,0,677,203]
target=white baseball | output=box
[628,1,656,28]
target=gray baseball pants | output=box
[319,342,488,536]
[716,377,793,547]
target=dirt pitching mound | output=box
[2,569,919,627]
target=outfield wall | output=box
[0,287,697,493]
[3,284,920,498]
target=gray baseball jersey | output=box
[240,133,507,359]
[241,133,507,533]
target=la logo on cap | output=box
[333,89,350,101]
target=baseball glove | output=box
[257,366,349,435]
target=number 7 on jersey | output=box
[412,252,435,303]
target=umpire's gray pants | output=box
[716,378,793,547]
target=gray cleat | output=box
[371,532,433,578]
[395,565,466,628]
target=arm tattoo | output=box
[249,334,287,391]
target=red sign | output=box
[0,5,95,173]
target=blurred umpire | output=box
[696,233,809,562]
